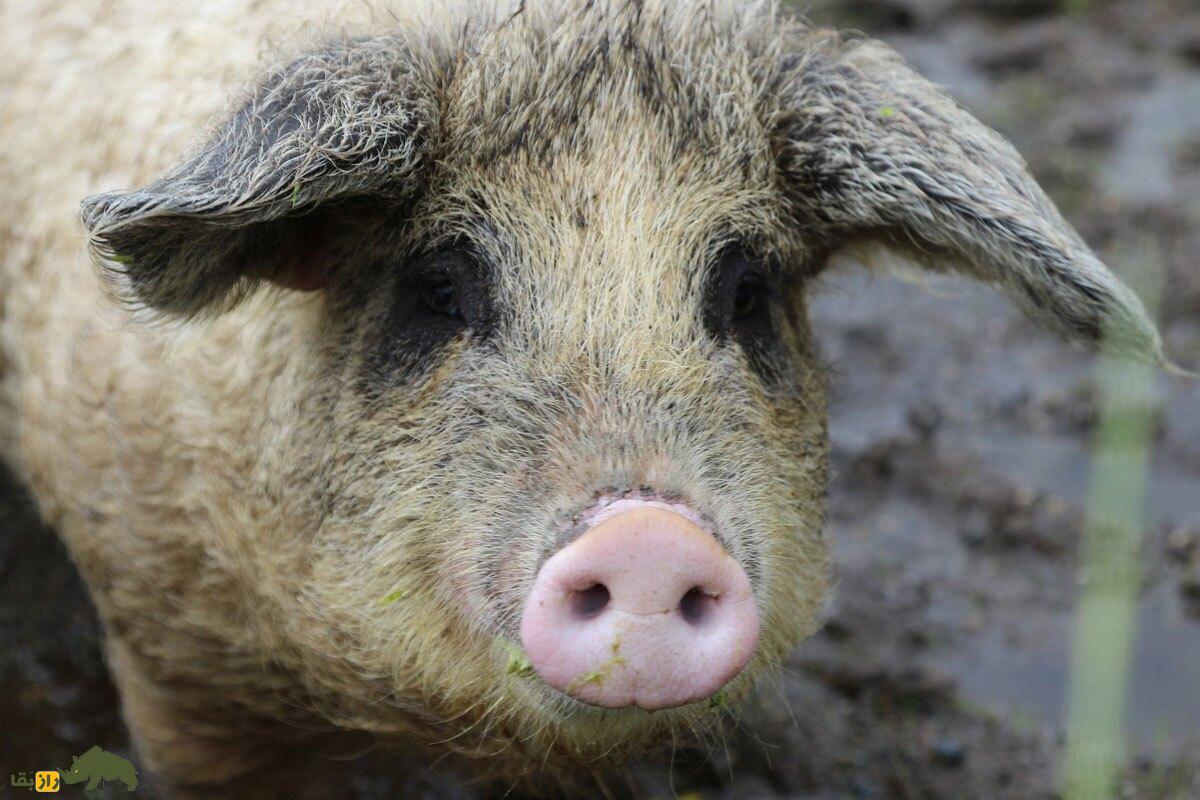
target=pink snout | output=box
[519,506,759,710]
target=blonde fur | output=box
[0,1,1159,796]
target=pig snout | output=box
[519,505,759,710]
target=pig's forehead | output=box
[426,128,783,247]
[439,56,776,168]
[431,0,786,158]
[415,88,792,268]
[406,3,795,239]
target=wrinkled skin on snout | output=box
[0,0,1164,797]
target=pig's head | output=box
[79,0,1162,781]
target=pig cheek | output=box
[434,515,539,633]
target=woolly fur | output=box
[0,0,1161,796]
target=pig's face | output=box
[81,0,1162,776]
[257,33,831,756]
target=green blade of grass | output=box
[1062,239,1163,800]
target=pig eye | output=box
[732,275,769,321]
[404,244,493,331]
[364,245,494,386]
[703,244,785,381]
[419,277,462,319]
[705,245,777,336]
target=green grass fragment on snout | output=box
[566,637,625,693]
[706,689,728,710]
[378,588,407,606]
[569,666,609,691]
[110,253,134,265]
[505,643,536,679]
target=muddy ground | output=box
[2,0,1198,797]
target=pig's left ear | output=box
[780,36,1164,363]
[81,36,435,318]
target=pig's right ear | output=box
[80,36,436,318]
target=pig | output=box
[0,0,1166,797]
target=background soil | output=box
[2,0,1198,797]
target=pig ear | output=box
[780,37,1164,363]
[80,36,435,318]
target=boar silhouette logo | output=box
[58,746,137,792]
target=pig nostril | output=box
[570,584,611,620]
[679,586,717,625]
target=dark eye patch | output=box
[364,244,495,386]
[703,244,785,381]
